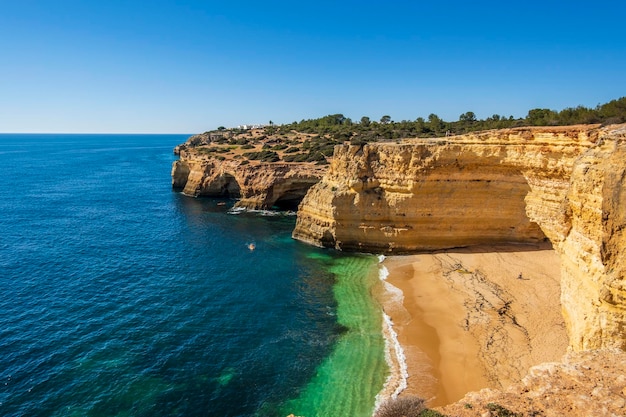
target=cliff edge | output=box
[438,348,626,417]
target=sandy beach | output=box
[376,242,568,407]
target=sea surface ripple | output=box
[0,134,385,417]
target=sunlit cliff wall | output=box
[172,154,324,210]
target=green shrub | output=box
[374,396,426,417]
[486,403,521,417]
[282,153,309,163]
[418,409,446,417]
[305,151,327,162]
[319,145,335,156]
[243,150,280,162]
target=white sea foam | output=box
[378,254,386,263]
[375,310,409,410]
[227,207,246,215]
[384,312,408,398]
[227,207,296,216]
[249,209,281,216]
[382,280,404,304]
[374,264,408,412]
[378,265,389,281]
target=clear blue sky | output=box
[2,1,625,133]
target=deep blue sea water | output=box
[0,134,386,417]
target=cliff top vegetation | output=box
[176,96,626,165]
[275,96,625,143]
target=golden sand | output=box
[376,243,568,407]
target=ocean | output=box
[0,134,388,417]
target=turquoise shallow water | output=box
[0,134,386,417]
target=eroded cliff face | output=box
[172,151,325,210]
[438,348,626,417]
[294,126,598,251]
[293,124,626,350]
[556,129,626,351]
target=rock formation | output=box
[293,124,626,351]
[172,153,324,209]
[438,348,626,417]
[171,128,332,210]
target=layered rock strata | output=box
[172,151,325,210]
[293,124,626,350]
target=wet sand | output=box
[377,243,568,407]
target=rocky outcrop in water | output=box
[171,128,330,209]
[293,124,626,351]
[172,154,324,209]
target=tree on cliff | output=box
[428,113,444,134]
[459,111,477,123]
[526,108,558,126]
[597,96,626,123]
[255,96,626,142]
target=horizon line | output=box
[0,132,194,135]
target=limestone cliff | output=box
[438,348,626,417]
[293,124,626,351]
[294,125,601,251]
[556,126,626,351]
[172,151,324,209]
[171,128,331,209]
